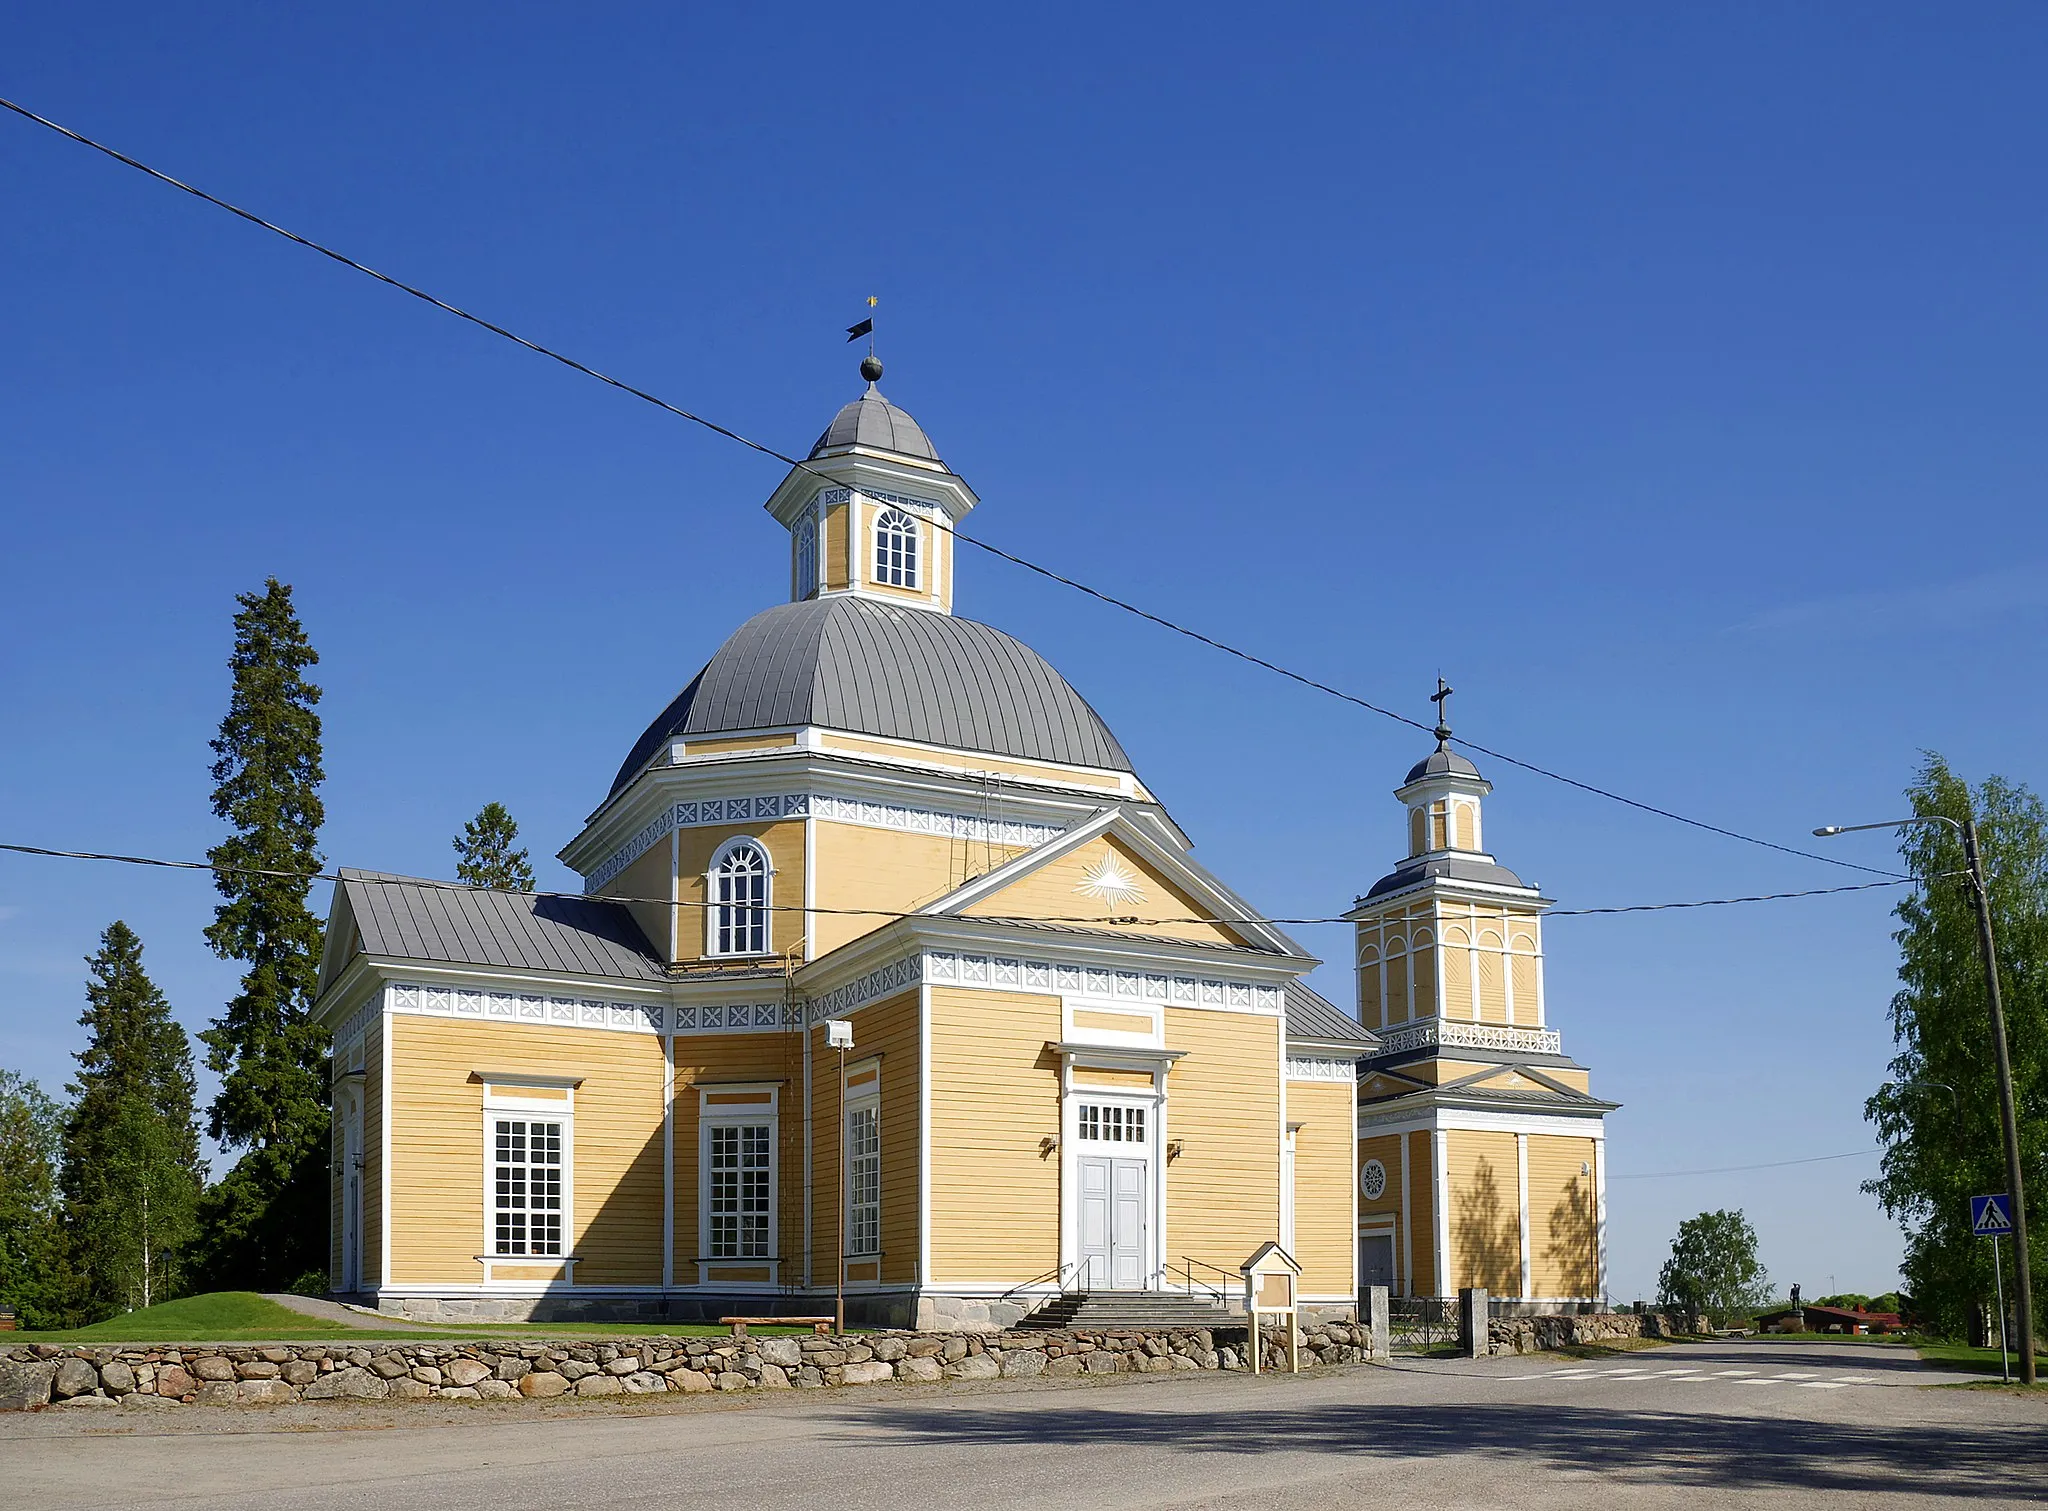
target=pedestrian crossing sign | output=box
[1971,1193,2014,1238]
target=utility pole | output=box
[1817,810,2035,1384]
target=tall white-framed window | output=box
[707,837,771,957]
[479,1077,578,1276]
[873,506,920,589]
[846,1074,881,1258]
[698,1085,779,1267]
[794,512,817,599]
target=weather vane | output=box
[846,295,878,359]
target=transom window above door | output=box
[1076,1103,1146,1144]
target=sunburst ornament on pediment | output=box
[1076,852,1147,908]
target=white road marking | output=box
[1771,1372,1817,1380]
[1712,1369,1757,1377]
[1830,1375,1876,1383]
[1545,1370,1597,1378]
[1798,1381,1850,1390]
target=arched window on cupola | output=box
[873,506,920,589]
[794,514,817,599]
[708,838,772,957]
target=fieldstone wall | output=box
[1486,1310,1704,1356]
[0,1320,1376,1411]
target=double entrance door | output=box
[1077,1156,1148,1289]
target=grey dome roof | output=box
[1404,744,1481,784]
[611,596,1133,796]
[1362,853,1530,900]
[810,384,941,462]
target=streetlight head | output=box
[1813,826,1844,838]
[826,1019,854,1051]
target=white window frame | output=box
[705,836,773,958]
[873,506,920,589]
[697,1084,780,1282]
[479,1077,579,1285]
[794,513,817,599]
[846,1072,881,1259]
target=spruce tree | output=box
[0,1070,78,1329]
[1865,755,2048,1338]
[454,801,536,892]
[61,923,206,1316]
[196,577,331,1289]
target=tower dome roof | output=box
[610,596,1133,797]
[1404,744,1482,785]
[809,373,941,462]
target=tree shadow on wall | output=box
[1546,1175,1596,1297]
[1453,1160,1520,1294]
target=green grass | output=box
[1915,1339,2044,1378]
[7,1291,814,1344]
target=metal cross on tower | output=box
[1430,677,1454,745]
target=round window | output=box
[1359,1158,1387,1201]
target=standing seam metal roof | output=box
[337,870,664,981]
[610,596,1135,797]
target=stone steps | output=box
[1022,1291,1239,1330]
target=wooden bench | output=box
[720,1315,837,1337]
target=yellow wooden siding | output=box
[1510,955,1540,1023]
[387,1017,667,1287]
[682,733,798,757]
[808,990,922,1286]
[607,843,674,966]
[1445,1130,1521,1294]
[363,1017,384,1286]
[1165,1007,1281,1272]
[672,1036,800,1281]
[810,821,1029,958]
[1452,802,1472,850]
[1442,943,1474,1019]
[1071,1007,1151,1035]
[1411,936,1438,1016]
[1384,947,1410,1022]
[1408,807,1427,855]
[1406,1131,1434,1297]
[928,986,1062,1282]
[964,837,1242,947]
[822,503,850,590]
[1476,946,1506,1022]
[1356,943,1382,1027]
[1527,1134,1599,1297]
[1357,1133,1402,1226]
[814,732,1128,791]
[1288,1081,1353,1297]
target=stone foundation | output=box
[1,1321,1377,1411]
[1485,1310,1704,1356]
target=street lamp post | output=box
[1816,813,2035,1383]
[826,1019,854,1337]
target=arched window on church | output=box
[873,506,919,589]
[709,839,771,957]
[794,514,817,599]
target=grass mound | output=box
[19,1291,354,1342]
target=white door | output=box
[340,1095,363,1293]
[1078,1155,1149,1289]
[1109,1159,1146,1289]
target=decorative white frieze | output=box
[388,980,664,1035]
[805,954,925,1024]
[816,486,939,516]
[1286,1056,1359,1083]
[583,792,1067,895]
[923,950,1284,1014]
[332,993,381,1055]
[1373,1018,1563,1057]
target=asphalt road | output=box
[8,1340,2044,1509]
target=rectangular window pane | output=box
[848,1104,880,1256]
[492,1117,565,1257]
[709,1121,772,1259]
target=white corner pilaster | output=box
[1516,1132,1531,1302]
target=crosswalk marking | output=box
[1771,1372,1816,1380]
[1798,1382,1850,1390]
[1711,1370,1756,1378]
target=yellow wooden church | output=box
[311,357,1611,1327]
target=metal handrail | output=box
[1174,1256,1238,1303]
[999,1262,1072,1302]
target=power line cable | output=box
[0,94,1904,882]
[1609,1148,1881,1180]
[0,840,1912,927]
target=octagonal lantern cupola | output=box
[1397,681,1490,859]
[762,356,980,615]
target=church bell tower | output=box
[1349,682,1616,1306]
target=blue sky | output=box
[5,4,2046,1302]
